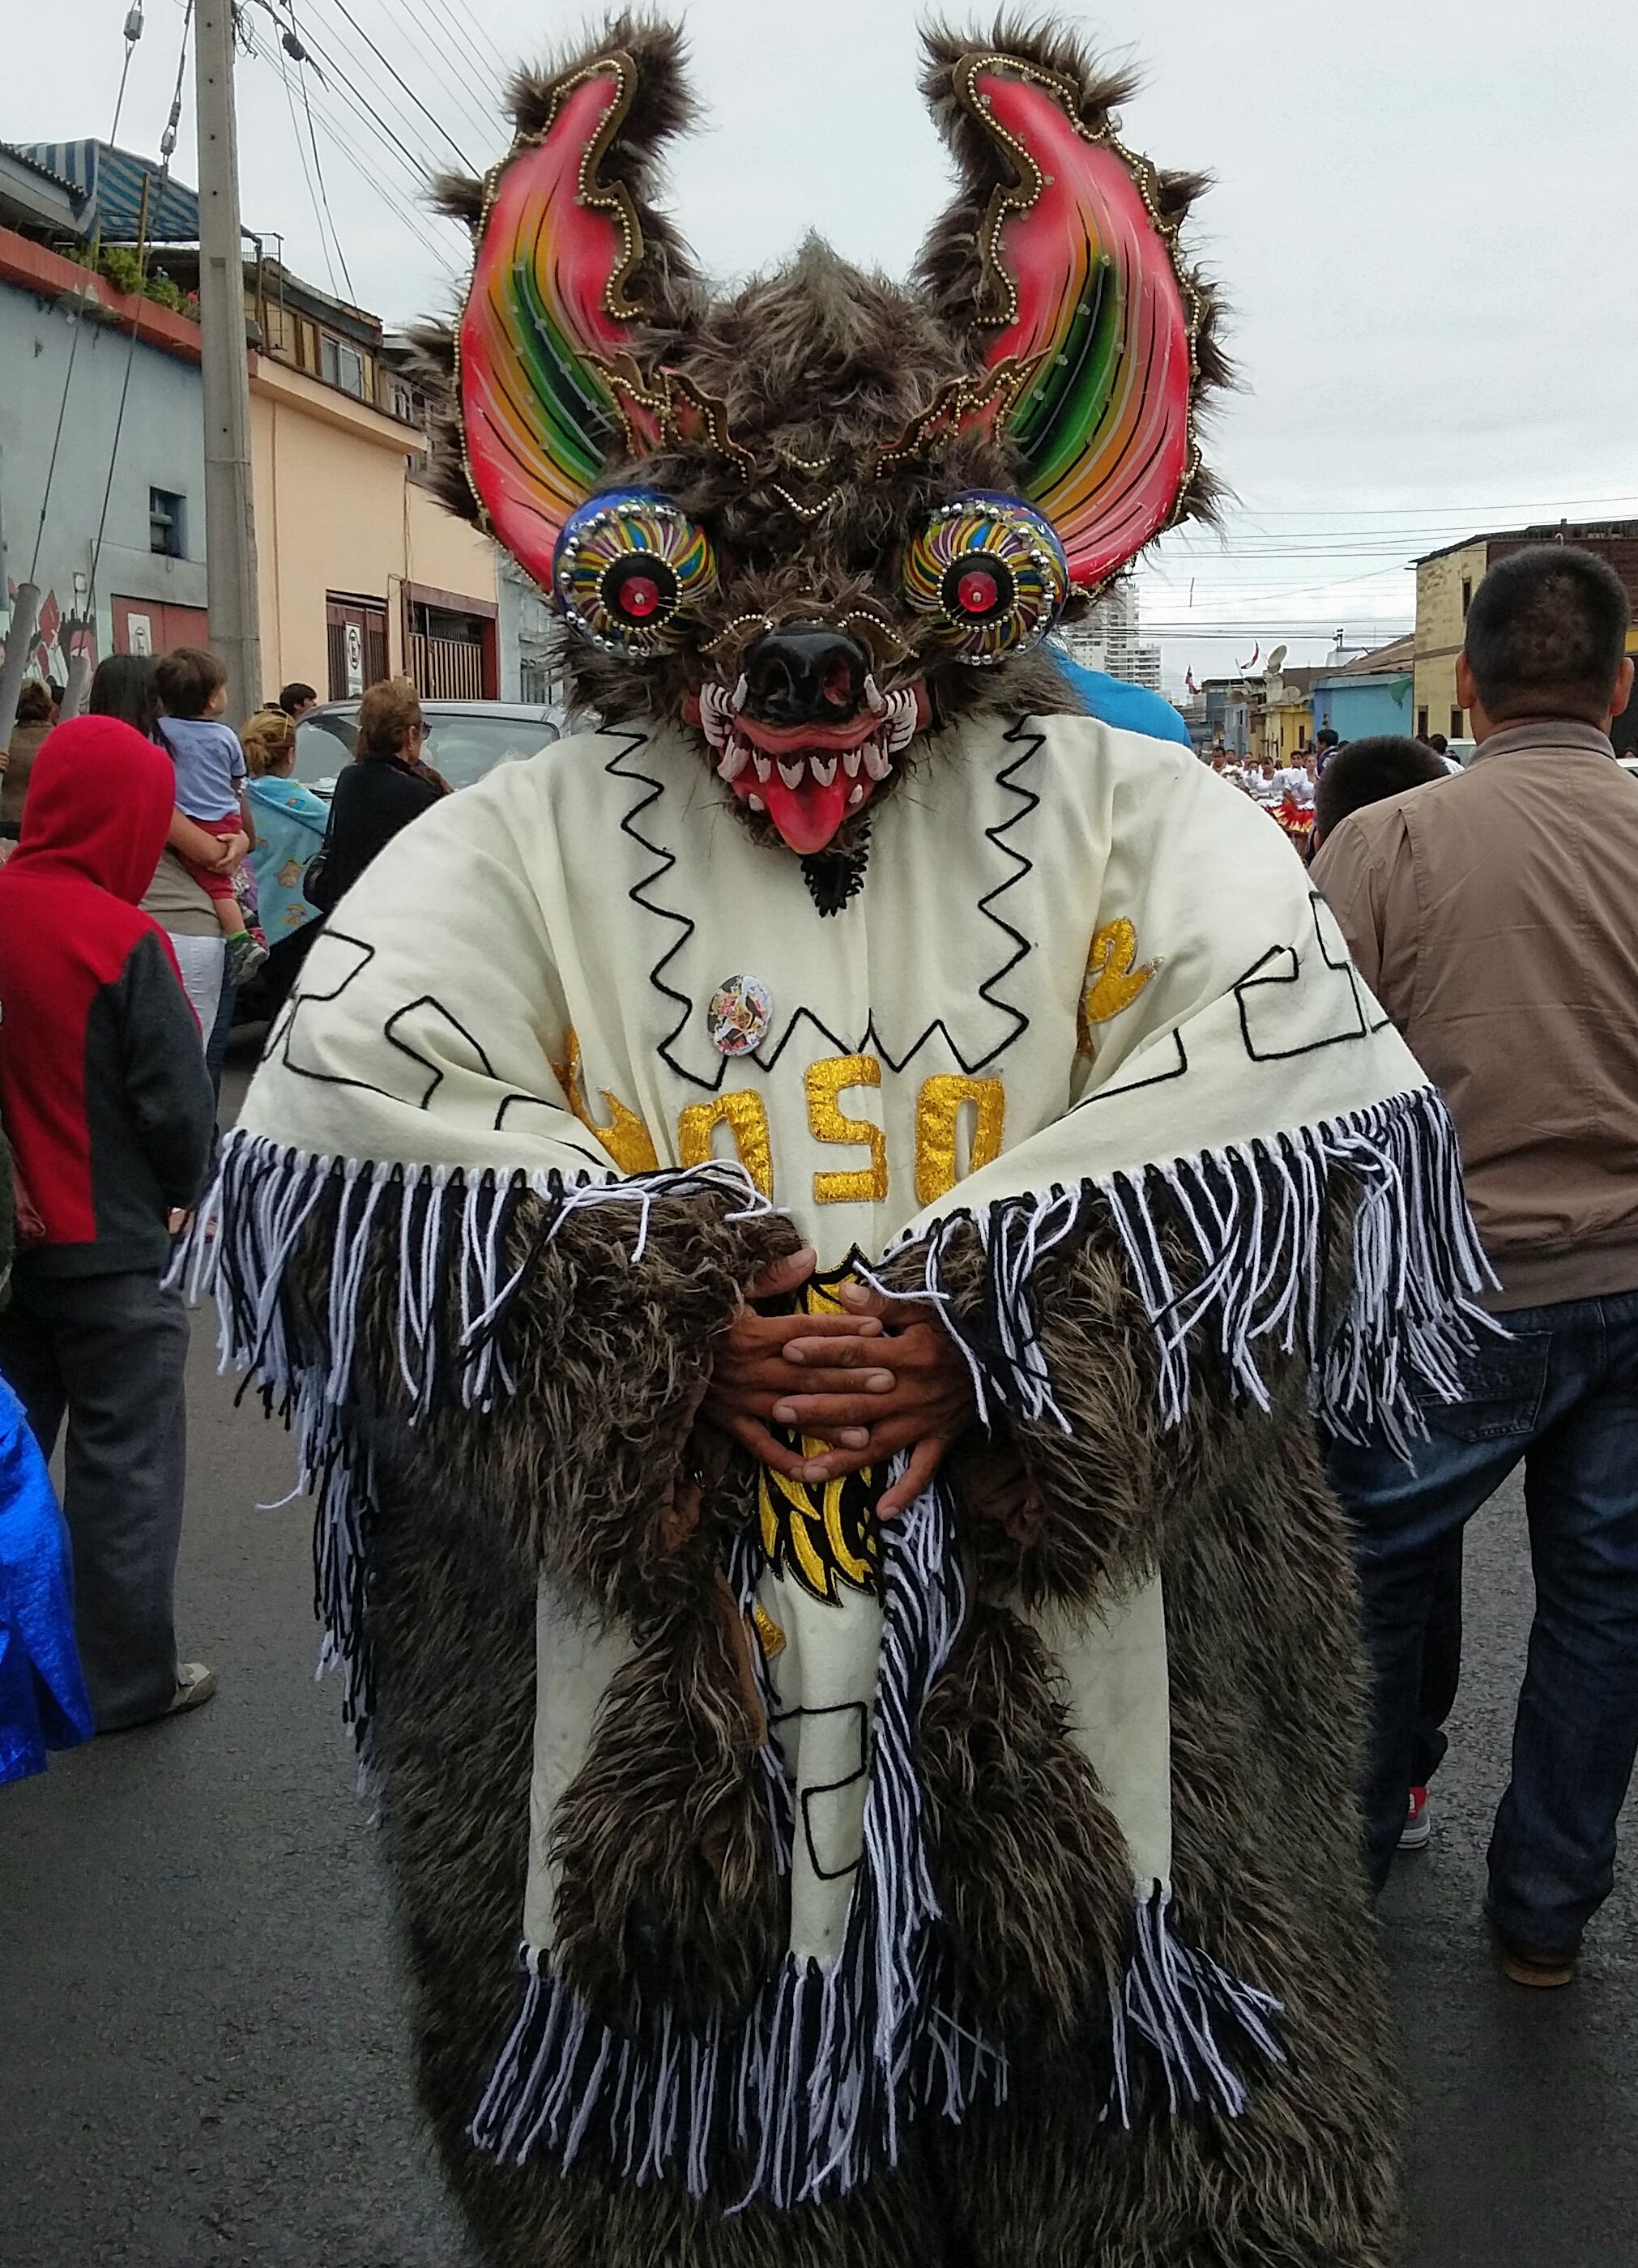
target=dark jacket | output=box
[1313,718,1638,1309]
[321,752,444,908]
[1,718,53,833]
[0,718,215,1278]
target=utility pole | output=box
[194,0,262,725]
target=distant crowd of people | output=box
[0,655,450,1763]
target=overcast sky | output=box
[6,0,1636,686]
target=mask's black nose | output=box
[742,624,868,727]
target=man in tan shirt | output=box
[1314,544,1638,1985]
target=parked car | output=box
[292,698,563,797]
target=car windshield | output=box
[420,714,558,787]
[293,710,558,792]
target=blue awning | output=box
[13,140,210,245]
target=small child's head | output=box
[15,679,53,727]
[156,645,228,721]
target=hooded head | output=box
[11,716,177,904]
[415,15,1225,860]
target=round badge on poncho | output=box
[707,975,773,1056]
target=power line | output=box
[248,0,439,192]
[391,0,504,158]
[309,0,477,173]
[275,19,341,296]
[30,1,153,580]
[84,0,195,626]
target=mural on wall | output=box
[1,582,96,684]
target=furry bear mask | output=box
[416,15,1224,857]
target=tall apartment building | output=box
[1060,577,1163,689]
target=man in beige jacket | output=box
[1314,544,1638,1985]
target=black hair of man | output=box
[1316,726,1340,750]
[1315,735,1448,846]
[278,680,318,716]
[1464,544,1632,723]
[1427,732,1448,755]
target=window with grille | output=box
[321,335,365,399]
[149,488,186,557]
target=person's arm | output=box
[113,931,217,1213]
[237,785,257,853]
[168,808,236,872]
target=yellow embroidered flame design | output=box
[1077,919,1160,1057]
[756,1273,881,1603]
[551,1028,659,1174]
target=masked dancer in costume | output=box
[186,19,1491,2264]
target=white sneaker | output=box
[164,1661,218,1716]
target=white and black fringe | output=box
[870,1085,1496,1456]
[468,1474,1009,2208]
[171,1134,771,1759]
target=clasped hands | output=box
[697,1247,975,1520]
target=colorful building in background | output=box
[0,139,505,706]
[1312,634,1414,743]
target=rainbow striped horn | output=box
[457,52,671,589]
[908,42,1213,591]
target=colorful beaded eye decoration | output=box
[901,492,1070,666]
[552,490,717,657]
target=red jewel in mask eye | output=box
[956,567,1000,616]
[620,574,662,620]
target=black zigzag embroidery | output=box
[1233,892,1383,1063]
[636,715,1046,1094]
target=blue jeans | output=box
[1326,1288,1638,1951]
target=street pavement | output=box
[2,1060,1636,2264]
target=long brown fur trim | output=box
[919,1600,1131,2040]
[548,1579,785,2027]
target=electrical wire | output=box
[275,21,342,296]
[29,2,153,580]
[387,0,504,158]
[309,0,477,173]
[84,1,195,627]
[247,0,439,191]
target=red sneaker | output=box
[1398,1785,1431,1852]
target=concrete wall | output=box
[1414,541,1487,742]
[0,274,207,682]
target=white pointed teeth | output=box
[842,746,862,778]
[863,736,892,781]
[883,687,919,753]
[698,681,733,748]
[809,755,838,787]
[863,673,888,716]
[777,759,804,791]
[753,754,773,783]
[717,744,748,782]
[848,784,864,808]
[731,674,749,714]
[748,793,766,812]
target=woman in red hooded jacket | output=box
[0,717,218,1729]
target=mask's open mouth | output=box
[693,676,925,855]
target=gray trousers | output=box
[0,1266,189,1730]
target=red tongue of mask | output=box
[757,765,855,855]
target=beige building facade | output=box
[1414,522,1638,746]
[250,354,499,703]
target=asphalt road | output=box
[2,1064,1635,2264]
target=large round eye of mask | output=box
[902,493,1070,665]
[552,491,716,657]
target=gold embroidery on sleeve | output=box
[677,1091,774,1197]
[915,1075,1006,1204]
[805,1054,889,1204]
[551,1027,660,1174]
[1077,919,1161,1058]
